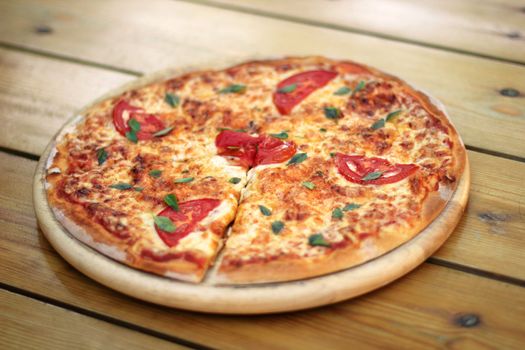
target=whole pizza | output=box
[45,56,466,284]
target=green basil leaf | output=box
[319,128,327,132]
[96,148,108,165]
[149,169,162,178]
[385,109,402,122]
[329,152,336,158]
[269,131,289,139]
[164,193,179,211]
[125,130,138,143]
[174,177,194,183]
[334,86,351,96]
[153,215,176,233]
[278,83,297,93]
[109,183,132,190]
[308,233,331,247]
[259,205,272,216]
[343,203,361,211]
[352,80,366,95]
[324,107,342,120]
[362,171,383,181]
[219,84,246,94]
[271,220,284,234]
[371,119,385,130]
[229,177,241,184]
[302,181,315,190]
[287,152,307,165]
[165,93,180,108]
[153,126,174,137]
[128,118,141,132]
[332,207,343,219]
[217,127,248,133]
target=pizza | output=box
[44,56,466,284]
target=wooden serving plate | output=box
[33,61,470,314]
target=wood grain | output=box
[205,0,525,63]
[0,289,186,350]
[0,48,133,156]
[0,151,524,348]
[0,0,524,157]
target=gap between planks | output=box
[0,282,212,350]
[176,0,525,67]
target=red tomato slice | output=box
[155,199,221,248]
[112,100,165,140]
[254,136,296,165]
[335,153,418,185]
[215,130,261,167]
[215,130,296,167]
[273,70,337,115]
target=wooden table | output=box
[1,1,524,348]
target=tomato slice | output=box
[273,70,337,115]
[155,199,221,247]
[112,100,165,140]
[215,130,261,167]
[254,136,296,165]
[215,130,296,167]
[335,153,418,185]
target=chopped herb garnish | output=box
[149,169,162,178]
[269,131,289,139]
[219,84,246,94]
[329,152,336,158]
[164,193,179,211]
[371,119,385,130]
[352,80,366,95]
[153,215,176,233]
[332,207,343,219]
[319,128,327,132]
[334,86,351,96]
[302,181,315,190]
[134,187,144,192]
[271,220,284,234]
[278,83,297,93]
[109,183,133,190]
[174,177,194,183]
[96,148,108,165]
[229,177,241,184]
[385,109,402,122]
[362,171,383,181]
[153,126,174,137]
[287,152,307,165]
[128,118,141,132]
[308,233,331,247]
[343,203,361,211]
[217,127,248,133]
[259,205,272,216]
[125,130,138,143]
[324,107,343,120]
[165,93,180,108]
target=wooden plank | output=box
[0,152,524,349]
[0,48,134,156]
[205,0,525,64]
[0,0,524,158]
[0,289,186,350]
[434,151,525,277]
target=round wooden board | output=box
[33,59,470,314]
